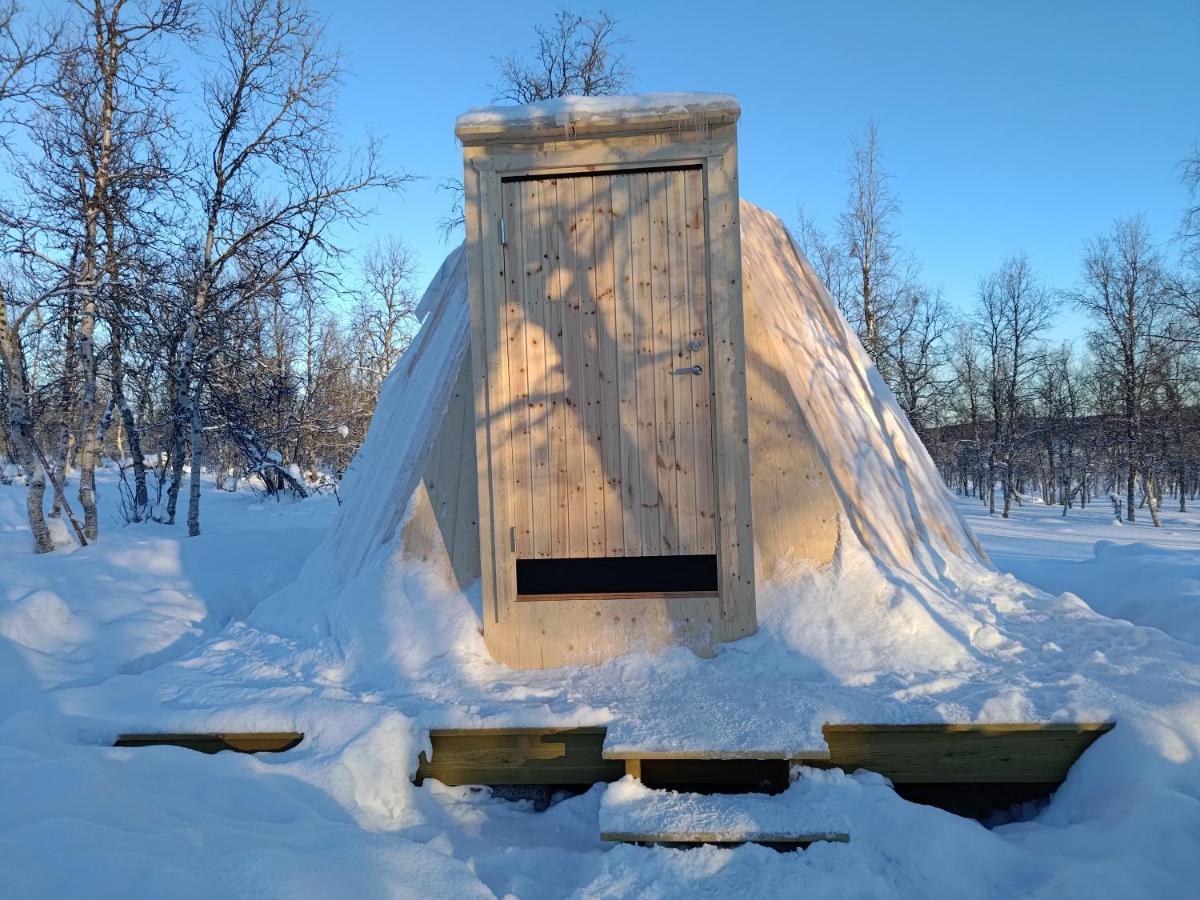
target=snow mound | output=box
[1081,541,1200,644]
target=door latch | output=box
[672,365,703,376]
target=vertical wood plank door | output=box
[500,168,716,560]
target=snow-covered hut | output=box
[98,94,1124,856]
[334,94,986,669]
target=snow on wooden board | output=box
[455,92,739,134]
[599,774,850,843]
[600,681,830,759]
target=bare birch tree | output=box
[1072,218,1172,524]
[793,206,853,319]
[946,320,987,498]
[0,276,58,551]
[839,122,905,370]
[0,2,61,551]
[493,8,631,103]
[973,256,1056,516]
[351,236,418,391]
[888,285,950,435]
[15,0,189,539]
[435,8,635,234]
[165,0,405,536]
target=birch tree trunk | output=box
[110,333,148,518]
[987,452,996,514]
[186,373,204,537]
[0,298,53,553]
[73,0,121,543]
[75,262,100,541]
[1125,463,1137,523]
[1144,471,1163,528]
[22,441,51,552]
[166,279,209,524]
[1002,448,1013,518]
[50,273,78,518]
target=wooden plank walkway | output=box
[416,722,1113,787]
[820,723,1112,784]
[113,722,1116,789]
[415,727,624,786]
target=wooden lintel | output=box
[455,105,740,145]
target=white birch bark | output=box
[186,372,204,537]
[0,296,53,553]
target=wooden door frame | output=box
[462,125,756,662]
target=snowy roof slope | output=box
[324,244,470,581]
[323,200,986,594]
[742,202,988,575]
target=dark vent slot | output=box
[516,554,718,600]
[502,163,702,184]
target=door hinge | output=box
[499,216,506,245]
[510,525,517,551]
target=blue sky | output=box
[313,0,1198,335]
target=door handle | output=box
[672,365,703,376]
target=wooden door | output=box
[499,167,716,561]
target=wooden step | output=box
[417,722,1114,787]
[599,775,851,848]
[114,732,303,754]
[820,723,1114,783]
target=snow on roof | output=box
[454,92,740,141]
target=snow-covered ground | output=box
[0,476,335,700]
[3,472,1200,897]
[960,497,1200,647]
